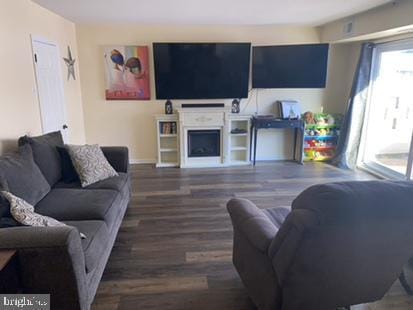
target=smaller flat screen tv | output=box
[252,44,329,89]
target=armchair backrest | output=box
[270,181,413,310]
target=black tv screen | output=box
[153,43,251,99]
[252,44,329,89]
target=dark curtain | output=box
[331,42,376,169]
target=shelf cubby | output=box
[228,115,251,166]
[156,115,179,168]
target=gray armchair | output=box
[227,180,413,310]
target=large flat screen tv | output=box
[252,44,329,89]
[153,43,251,99]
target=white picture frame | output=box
[279,100,301,119]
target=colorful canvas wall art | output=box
[104,46,150,100]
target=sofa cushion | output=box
[35,188,121,229]
[56,146,79,183]
[0,184,20,228]
[0,145,50,206]
[0,176,11,218]
[0,217,20,228]
[54,173,129,192]
[66,144,118,187]
[19,131,64,186]
[1,190,76,232]
[64,220,109,273]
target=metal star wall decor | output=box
[63,46,76,80]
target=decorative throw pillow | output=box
[0,145,50,205]
[18,131,64,186]
[0,191,85,238]
[66,144,118,187]
[56,146,79,183]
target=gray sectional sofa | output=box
[0,131,131,310]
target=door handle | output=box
[63,124,68,129]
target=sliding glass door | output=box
[360,40,413,179]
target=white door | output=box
[32,37,69,141]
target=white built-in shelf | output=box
[155,114,179,168]
[228,115,251,166]
[160,148,177,152]
[155,113,252,168]
[230,160,250,166]
[156,162,179,167]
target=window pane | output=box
[362,46,413,177]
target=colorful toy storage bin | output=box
[303,113,342,162]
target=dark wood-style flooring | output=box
[92,161,413,310]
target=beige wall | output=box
[77,24,343,162]
[319,0,413,112]
[0,0,85,154]
[323,42,361,114]
[0,1,368,161]
[320,0,413,43]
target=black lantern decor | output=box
[231,99,240,113]
[165,100,173,114]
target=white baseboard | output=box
[130,159,156,164]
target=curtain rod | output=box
[374,33,413,45]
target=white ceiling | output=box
[33,0,391,26]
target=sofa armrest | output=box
[0,226,88,310]
[227,198,278,253]
[101,146,129,173]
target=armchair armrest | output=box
[0,226,87,310]
[268,209,319,285]
[101,146,129,173]
[227,198,278,252]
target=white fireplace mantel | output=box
[177,107,231,168]
[155,108,251,168]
